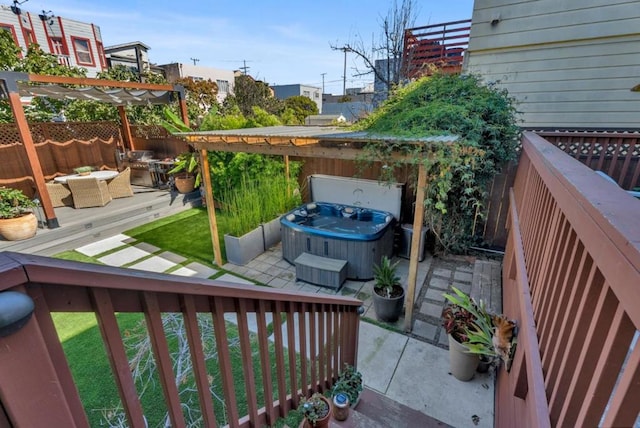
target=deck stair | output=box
[294,252,348,290]
[326,388,450,427]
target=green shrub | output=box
[356,73,520,254]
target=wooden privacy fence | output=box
[0,252,361,428]
[0,121,122,197]
[497,132,640,427]
[0,122,188,198]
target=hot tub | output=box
[280,202,395,280]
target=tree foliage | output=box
[225,74,283,117]
[357,73,521,254]
[283,96,319,124]
[176,76,218,124]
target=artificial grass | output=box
[50,207,309,426]
[124,207,228,265]
[53,311,300,427]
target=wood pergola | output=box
[181,126,458,331]
[0,71,189,229]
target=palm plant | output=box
[372,256,401,298]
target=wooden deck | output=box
[0,186,200,256]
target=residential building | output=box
[160,62,235,104]
[464,0,640,129]
[0,3,106,77]
[104,41,156,74]
[271,84,322,113]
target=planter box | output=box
[262,216,282,250]
[224,226,265,265]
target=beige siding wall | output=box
[465,0,640,129]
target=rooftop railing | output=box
[402,19,471,79]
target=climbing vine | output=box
[356,73,520,254]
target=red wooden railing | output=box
[0,252,361,428]
[401,19,471,79]
[498,132,640,427]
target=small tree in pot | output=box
[372,256,405,322]
[0,187,37,241]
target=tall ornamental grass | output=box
[220,175,301,237]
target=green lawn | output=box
[52,208,304,427]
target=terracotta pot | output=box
[0,213,37,241]
[174,174,196,194]
[300,395,332,428]
[448,334,480,381]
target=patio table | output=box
[54,170,119,184]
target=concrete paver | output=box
[76,233,129,256]
[129,256,176,273]
[357,322,408,394]
[98,246,150,267]
[387,338,494,428]
[183,262,218,278]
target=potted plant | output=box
[331,364,363,409]
[168,151,200,193]
[442,287,517,380]
[0,187,38,241]
[372,256,405,322]
[299,392,331,428]
[73,166,93,176]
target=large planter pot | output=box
[448,334,480,381]
[262,216,282,250]
[0,213,37,241]
[174,174,196,194]
[224,226,265,265]
[372,285,405,322]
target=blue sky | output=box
[26,0,474,94]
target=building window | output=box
[96,41,107,68]
[49,36,69,55]
[0,25,19,46]
[216,79,230,94]
[71,36,95,66]
[303,90,310,97]
[314,92,320,99]
[23,29,35,46]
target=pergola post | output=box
[5,84,58,228]
[404,162,427,332]
[175,85,190,128]
[200,149,222,266]
[284,155,290,196]
[117,106,135,151]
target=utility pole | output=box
[321,72,326,94]
[331,46,351,96]
[239,60,250,75]
[341,47,348,95]
[190,57,199,66]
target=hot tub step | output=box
[294,253,348,290]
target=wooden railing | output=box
[0,252,362,428]
[402,19,471,79]
[498,132,640,427]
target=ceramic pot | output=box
[448,334,480,381]
[0,213,37,241]
[372,286,405,322]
